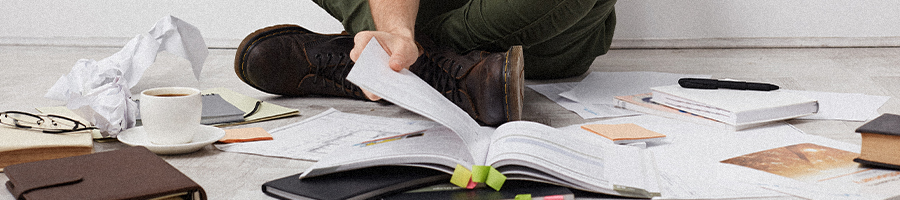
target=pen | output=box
[678,78,780,91]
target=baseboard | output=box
[3,36,899,49]
[610,37,900,49]
[0,36,242,49]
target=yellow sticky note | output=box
[515,194,532,200]
[450,164,472,188]
[485,166,506,191]
[581,123,666,144]
[471,165,491,183]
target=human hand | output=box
[350,31,421,72]
[349,30,422,101]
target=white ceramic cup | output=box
[140,87,202,145]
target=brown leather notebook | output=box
[5,146,206,200]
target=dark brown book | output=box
[5,146,206,200]
[853,113,900,170]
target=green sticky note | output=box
[471,165,491,183]
[515,194,532,200]
[485,166,507,191]
[450,164,472,188]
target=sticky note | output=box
[543,195,565,200]
[485,166,506,191]
[581,123,666,144]
[471,165,491,183]
[515,194,532,200]
[450,164,472,188]
[219,127,273,143]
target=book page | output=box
[215,108,437,161]
[485,121,655,197]
[346,38,491,163]
[300,126,475,178]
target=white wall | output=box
[0,0,344,48]
[615,0,900,39]
[2,0,899,48]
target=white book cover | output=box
[650,85,818,126]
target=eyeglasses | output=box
[0,111,97,133]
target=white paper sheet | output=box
[345,38,490,157]
[528,82,640,119]
[529,71,709,119]
[44,15,208,137]
[786,90,890,121]
[214,108,439,161]
[559,71,710,105]
[539,72,890,122]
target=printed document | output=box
[214,108,437,161]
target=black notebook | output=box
[382,180,575,200]
[135,94,245,125]
[198,94,246,124]
[262,166,450,200]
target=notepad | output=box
[581,123,666,144]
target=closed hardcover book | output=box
[4,146,206,200]
[650,85,818,127]
[262,166,449,200]
[853,113,900,170]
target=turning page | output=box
[346,38,493,162]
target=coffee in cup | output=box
[139,87,202,145]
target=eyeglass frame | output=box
[0,111,97,133]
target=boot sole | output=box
[234,24,315,94]
[504,46,525,122]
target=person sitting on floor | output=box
[234,0,617,126]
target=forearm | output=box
[368,0,419,38]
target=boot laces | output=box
[311,53,361,96]
[419,54,462,100]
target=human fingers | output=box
[386,37,420,72]
[361,88,382,101]
[350,31,376,62]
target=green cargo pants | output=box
[311,0,616,79]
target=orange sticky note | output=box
[218,127,273,143]
[581,123,666,144]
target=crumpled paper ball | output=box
[45,15,208,137]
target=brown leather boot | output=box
[410,36,523,126]
[235,24,367,99]
[235,25,523,126]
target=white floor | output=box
[2,45,899,199]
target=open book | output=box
[298,39,660,198]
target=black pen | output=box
[678,78,780,91]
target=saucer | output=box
[118,125,225,155]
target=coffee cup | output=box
[139,87,202,145]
